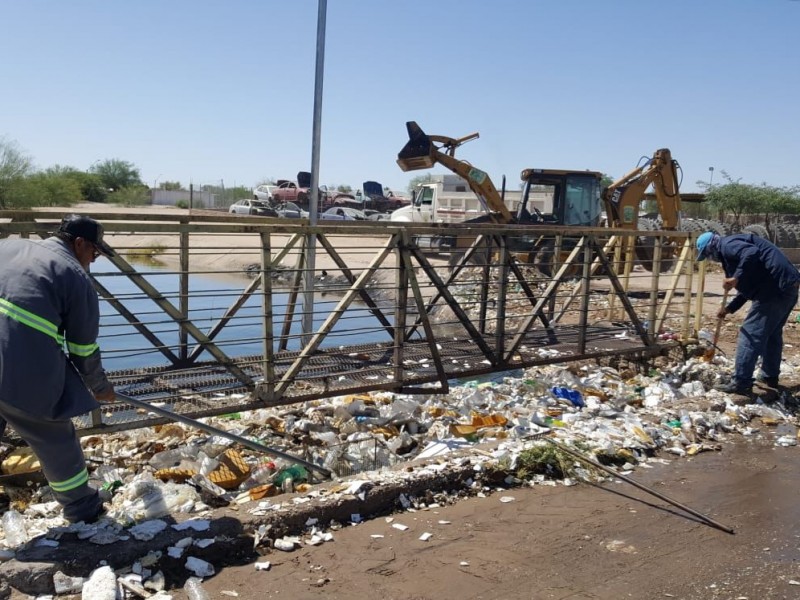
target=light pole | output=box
[708,166,714,187]
[153,174,163,190]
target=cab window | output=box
[415,187,434,207]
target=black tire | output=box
[634,218,674,273]
[742,224,770,240]
[772,224,795,248]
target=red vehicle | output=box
[271,171,334,211]
[357,181,411,213]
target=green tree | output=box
[46,165,107,203]
[107,186,150,207]
[600,173,615,187]
[90,159,143,191]
[161,181,182,191]
[6,171,83,208]
[407,173,432,195]
[698,171,788,226]
[0,137,33,209]
[336,184,353,193]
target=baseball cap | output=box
[696,231,714,261]
[57,214,115,257]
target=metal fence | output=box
[0,211,702,434]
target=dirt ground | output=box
[167,432,800,600]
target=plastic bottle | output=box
[250,461,277,484]
[1,510,28,547]
[679,410,692,432]
[273,464,308,486]
[184,577,211,600]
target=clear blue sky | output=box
[1,1,798,194]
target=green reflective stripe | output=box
[49,468,89,492]
[0,298,65,345]
[67,340,99,357]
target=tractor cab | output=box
[519,169,604,227]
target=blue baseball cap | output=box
[696,231,715,261]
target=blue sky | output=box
[1,1,798,194]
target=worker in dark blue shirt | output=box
[697,231,800,395]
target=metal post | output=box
[682,238,694,340]
[694,256,707,337]
[260,231,275,402]
[179,227,189,362]
[394,235,409,384]
[302,0,327,343]
[648,235,662,342]
[495,236,508,358]
[577,237,592,353]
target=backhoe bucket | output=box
[397,121,435,171]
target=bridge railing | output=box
[0,211,702,433]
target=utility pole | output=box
[303,0,327,342]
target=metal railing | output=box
[0,211,701,434]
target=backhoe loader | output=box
[397,121,688,273]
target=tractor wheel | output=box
[742,224,770,241]
[634,218,674,273]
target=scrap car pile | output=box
[1,347,799,597]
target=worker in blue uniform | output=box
[0,215,115,523]
[696,231,800,395]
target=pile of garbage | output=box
[2,345,800,596]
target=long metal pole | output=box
[544,437,734,534]
[302,0,327,342]
[114,394,331,478]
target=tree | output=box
[699,171,784,226]
[107,186,150,207]
[5,171,83,208]
[46,165,107,203]
[407,173,432,195]
[0,137,33,209]
[161,181,182,191]
[600,173,615,187]
[90,159,143,192]
[336,184,353,193]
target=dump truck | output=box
[391,175,530,227]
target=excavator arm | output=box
[397,121,514,223]
[603,148,682,230]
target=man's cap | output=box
[696,231,715,261]
[57,214,115,257]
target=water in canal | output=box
[93,260,395,371]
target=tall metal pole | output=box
[303,0,327,341]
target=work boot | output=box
[756,375,780,388]
[715,381,752,395]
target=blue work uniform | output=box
[718,233,800,386]
[0,237,112,523]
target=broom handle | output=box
[712,287,730,346]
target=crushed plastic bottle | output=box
[184,576,211,600]
[249,461,277,484]
[2,510,28,547]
